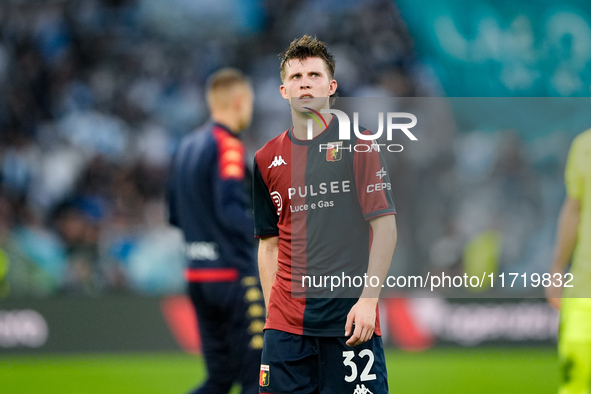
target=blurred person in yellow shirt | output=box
[547,129,591,394]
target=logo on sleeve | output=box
[376,168,387,179]
[270,191,282,215]
[367,168,391,193]
[221,164,244,179]
[268,156,288,168]
[260,364,270,386]
[214,128,245,180]
[326,141,343,162]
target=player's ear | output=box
[280,84,289,99]
[328,79,337,96]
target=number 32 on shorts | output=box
[342,350,377,382]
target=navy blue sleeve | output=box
[212,160,254,238]
[166,147,180,228]
[167,178,179,227]
[253,157,279,237]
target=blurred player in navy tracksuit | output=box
[168,68,263,394]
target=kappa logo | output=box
[353,384,373,394]
[375,167,387,179]
[260,364,270,387]
[268,156,287,168]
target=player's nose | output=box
[299,75,312,89]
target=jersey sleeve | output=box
[253,155,279,237]
[212,130,254,236]
[166,171,179,227]
[353,137,396,220]
[166,145,181,228]
[565,136,583,201]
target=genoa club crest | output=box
[326,141,342,162]
[260,364,270,387]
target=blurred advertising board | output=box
[0,296,556,354]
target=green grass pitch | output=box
[0,347,558,393]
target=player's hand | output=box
[345,298,378,347]
[545,267,564,310]
[545,284,562,310]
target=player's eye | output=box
[311,73,319,77]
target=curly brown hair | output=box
[279,35,336,82]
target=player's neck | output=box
[290,111,332,141]
[211,112,241,134]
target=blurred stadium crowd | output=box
[0,0,577,298]
[0,0,423,297]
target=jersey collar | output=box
[212,120,238,136]
[288,115,337,146]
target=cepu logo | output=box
[304,107,417,153]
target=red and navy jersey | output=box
[168,121,256,280]
[253,118,396,337]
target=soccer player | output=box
[546,129,591,394]
[253,36,397,393]
[168,68,263,394]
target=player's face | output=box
[280,57,337,114]
[235,85,254,130]
[237,85,254,131]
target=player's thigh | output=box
[189,281,244,357]
[559,300,591,394]
[228,276,265,351]
[558,340,591,394]
[227,276,264,385]
[188,281,225,322]
[260,329,319,394]
[318,335,388,394]
[561,299,591,342]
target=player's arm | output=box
[213,173,253,237]
[345,214,397,346]
[252,155,280,308]
[546,197,580,309]
[546,136,583,309]
[166,148,180,228]
[258,236,279,308]
[212,134,254,236]
[346,135,397,346]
